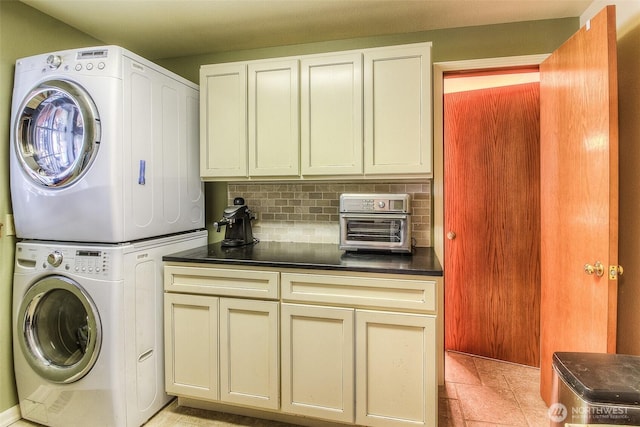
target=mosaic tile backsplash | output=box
[227,181,431,247]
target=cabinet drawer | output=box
[165,265,279,299]
[281,272,436,313]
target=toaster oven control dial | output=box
[377,201,386,209]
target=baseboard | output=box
[0,405,21,427]
[177,397,349,427]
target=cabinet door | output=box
[164,293,219,400]
[281,303,355,423]
[364,43,432,175]
[219,298,279,409]
[248,59,299,177]
[355,310,437,427]
[200,63,247,178]
[301,53,363,175]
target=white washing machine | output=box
[9,45,204,243]
[12,230,207,427]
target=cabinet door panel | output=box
[301,53,363,175]
[364,44,432,175]
[281,303,355,422]
[164,293,219,400]
[219,298,279,409]
[356,310,437,427]
[248,60,299,176]
[200,63,247,178]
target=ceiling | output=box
[20,0,594,60]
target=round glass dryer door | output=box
[15,79,101,188]
[17,275,102,384]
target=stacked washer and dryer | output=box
[9,46,207,427]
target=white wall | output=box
[581,1,640,36]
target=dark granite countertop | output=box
[163,241,442,276]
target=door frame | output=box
[432,54,548,384]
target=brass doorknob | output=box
[447,231,456,240]
[584,261,604,277]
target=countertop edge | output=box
[163,242,443,277]
[162,254,443,277]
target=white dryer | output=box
[12,230,207,427]
[9,46,204,243]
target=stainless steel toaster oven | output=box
[339,193,412,253]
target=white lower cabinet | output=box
[165,264,439,427]
[164,276,279,410]
[281,303,355,422]
[281,304,437,427]
[355,310,437,427]
[219,298,279,409]
[164,292,219,401]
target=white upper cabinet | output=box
[199,42,433,181]
[301,52,363,175]
[364,43,432,175]
[248,59,300,177]
[200,63,248,178]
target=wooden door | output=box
[539,6,619,404]
[444,82,541,367]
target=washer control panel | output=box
[15,244,113,278]
[73,250,109,275]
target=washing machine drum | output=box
[14,79,101,188]
[17,275,102,384]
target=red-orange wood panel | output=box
[444,81,541,367]
[539,5,619,405]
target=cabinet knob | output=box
[447,231,456,240]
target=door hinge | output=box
[609,265,624,280]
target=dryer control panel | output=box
[14,46,121,79]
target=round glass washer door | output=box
[15,79,101,188]
[17,275,102,384]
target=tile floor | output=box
[440,351,549,426]
[12,351,550,427]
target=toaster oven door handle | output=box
[340,213,409,220]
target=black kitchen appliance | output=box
[213,197,255,247]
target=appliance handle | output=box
[340,213,409,220]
